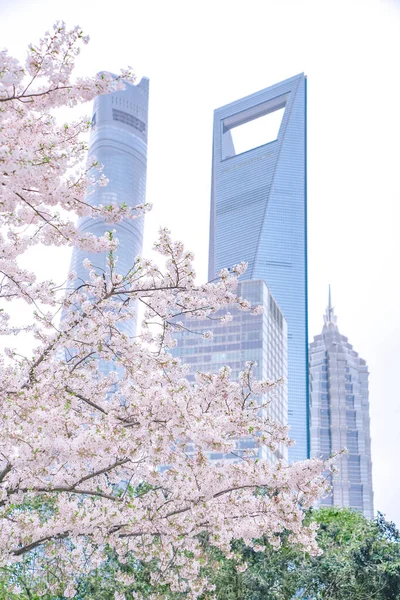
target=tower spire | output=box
[324,284,337,326]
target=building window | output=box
[348,455,361,481]
[319,428,331,455]
[320,408,330,427]
[349,484,363,509]
[269,295,283,330]
[112,109,146,134]
[347,430,358,453]
[346,410,357,428]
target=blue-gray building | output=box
[208,74,308,461]
[172,280,288,463]
[68,76,149,336]
[309,290,374,518]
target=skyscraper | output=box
[69,76,149,336]
[173,280,288,462]
[309,290,374,518]
[208,74,308,461]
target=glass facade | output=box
[172,280,288,463]
[209,74,308,461]
[309,293,374,518]
[68,76,149,337]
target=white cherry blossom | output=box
[0,22,333,598]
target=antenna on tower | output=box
[328,285,333,321]
[324,284,337,325]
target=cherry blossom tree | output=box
[0,23,332,598]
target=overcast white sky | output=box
[1,0,400,525]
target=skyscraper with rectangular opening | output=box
[209,74,308,461]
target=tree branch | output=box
[0,462,11,483]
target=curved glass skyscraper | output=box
[69,76,149,336]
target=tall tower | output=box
[309,289,374,518]
[69,76,149,336]
[209,74,308,461]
